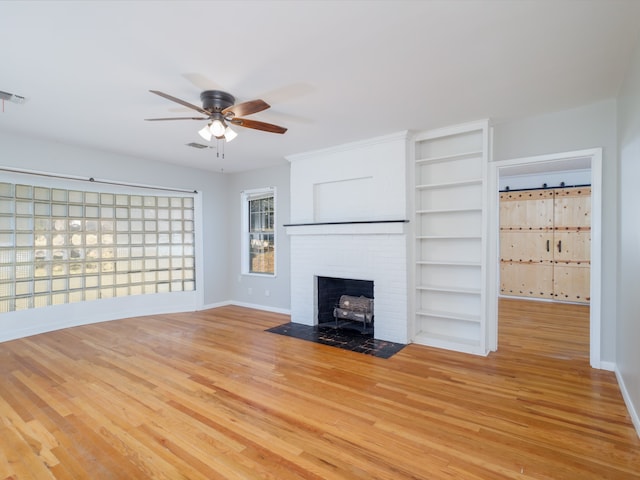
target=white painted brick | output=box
[289,230,408,343]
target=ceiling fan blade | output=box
[222,99,270,118]
[229,117,287,134]
[144,117,207,121]
[149,90,210,115]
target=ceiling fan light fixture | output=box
[198,124,213,141]
[147,89,287,144]
[224,126,238,142]
[210,119,226,137]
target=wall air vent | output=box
[0,90,27,104]
[186,142,210,149]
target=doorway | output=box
[487,148,602,368]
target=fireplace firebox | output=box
[317,276,374,331]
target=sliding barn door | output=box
[499,189,554,298]
[553,187,591,303]
[499,186,590,304]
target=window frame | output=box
[241,187,276,277]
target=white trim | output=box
[0,165,197,194]
[479,121,490,355]
[199,300,233,310]
[241,187,277,277]
[590,149,603,368]
[487,148,603,368]
[0,292,199,343]
[600,361,616,372]
[406,130,418,342]
[615,366,640,439]
[413,120,490,143]
[194,191,205,309]
[486,123,498,351]
[228,300,291,316]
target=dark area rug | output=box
[266,322,406,359]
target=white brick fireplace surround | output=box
[285,132,409,344]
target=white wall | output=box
[0,131,229,337]
[225,163,291,313]
[492,99,618,362]
[617,35,640,435]
[289,133,408,223]
[499,169,591,191]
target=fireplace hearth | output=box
[265,322,405,358]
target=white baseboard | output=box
[0,292,199,344]
[599,360,616,371]
[199,300,233,310]
[615,366,640,439]
[227,301,291,316]
[0,298,290,344]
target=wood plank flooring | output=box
[0,299,639,479]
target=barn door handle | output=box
[546,240,550,252]
[557,240,562,253]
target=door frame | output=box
[486,148,602,368]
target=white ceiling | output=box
[1,1,639,173]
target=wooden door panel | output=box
[499,186,591,304]
[554,187,591,228]
[553,263,590,303]
[500,189,554,229]
[500,262,554,299]
[554,231,591,263]
[500,231,554,262]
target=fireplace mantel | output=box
[284,219,408,227]
[284,219,408,236]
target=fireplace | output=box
[286,131,410,344]
[317,276,374,329]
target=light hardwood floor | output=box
[0,299,638,479]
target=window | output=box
[0,180,196,313]
[242,188,275,275]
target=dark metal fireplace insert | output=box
[317,276,374,333]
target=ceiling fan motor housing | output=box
[200,90,235,113]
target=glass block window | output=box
[0,181,196,313]
[241,188,276,275]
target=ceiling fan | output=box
[145,90,287,142]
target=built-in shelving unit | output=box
[412,121,489,355]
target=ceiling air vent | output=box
[0,90,27,104]
[186,142,210,149]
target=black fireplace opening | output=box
[317,276,374,330]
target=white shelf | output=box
[416,260,481,267]
[416,309,481,324]
[412,121,488,357]
[416,179,482,190]
[416,285,481,295]
[415,150,483,165]
[416,208,482,214]
[416,235,481,240]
